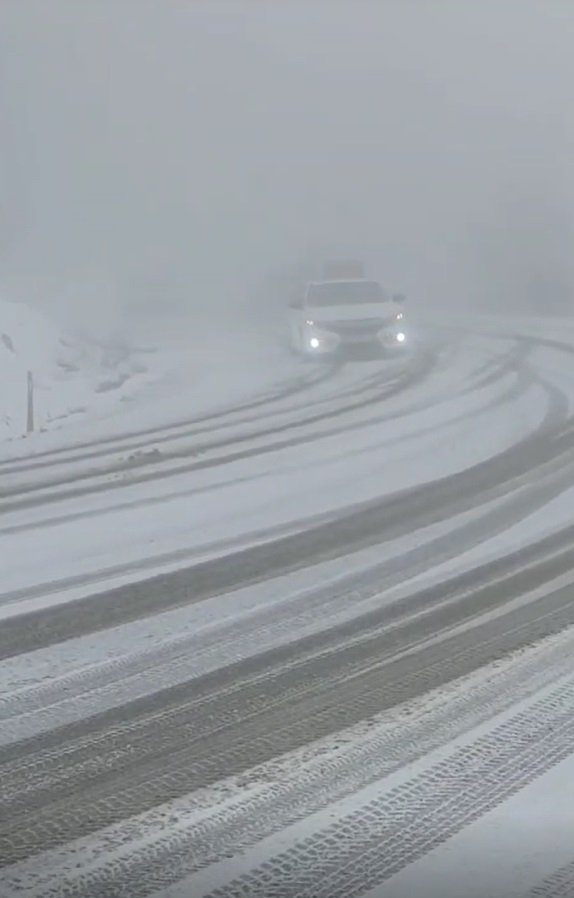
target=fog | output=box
[1,0,573,335]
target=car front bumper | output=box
[303,326,407,355]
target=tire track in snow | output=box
[193,676,574,898]
[4,491,574,741]
[0,359,342,474]
[0,343,566,661]
[4,626,574,898]
[0,326,477,480]
[0,345,437,512]
[527,858,574,898]
[1,331,531,499]
[0,337,511,539]
[3,559,574,867]
[0,334,560,627]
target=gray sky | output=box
[1,0,573,322]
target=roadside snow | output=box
[0,298,303,453]
[0,297,165,443]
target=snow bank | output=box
[0,295,307,454]
[0,298,157,443]
[1,298,63,439]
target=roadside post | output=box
[27,370,34,434]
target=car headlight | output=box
[396,332,406,343]
[309,336,320,349]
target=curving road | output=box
[2,324,574,897]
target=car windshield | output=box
[307,281,388,306]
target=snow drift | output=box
[0,297,152,442]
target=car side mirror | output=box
[392,293,406,304]
[289,300,302,310]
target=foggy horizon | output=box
[1,0,573,328]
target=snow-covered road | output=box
[2,314,574,897]
[0,329,559,600]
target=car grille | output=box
[320,318,385,337]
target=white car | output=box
[289,279,407,357]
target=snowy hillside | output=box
[0,296,305,453]
[0,298,154,442]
